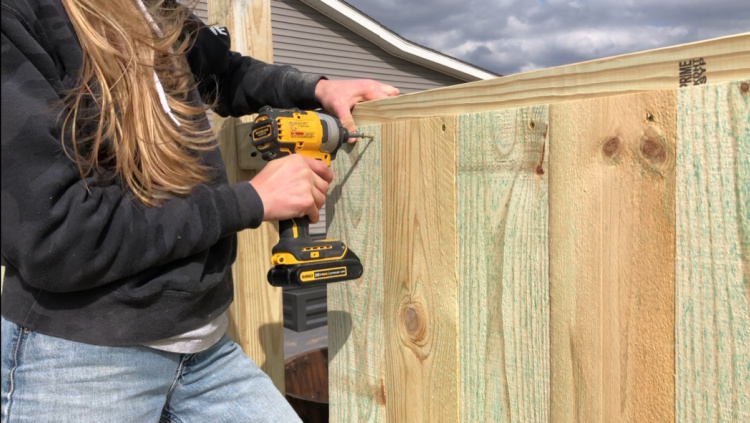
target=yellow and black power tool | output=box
[250,106,368,287]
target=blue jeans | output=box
[1,317,301,422]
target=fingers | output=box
[314,79,400,144]
[363,82,399,102]
[308,165,329,210]
[304,157,333,183]
[305,163,328,223]
[250,155,333,222]
[315,79,400,117]
[330,109,357,143]
[306,203,321,224]
[381,83,400,97]
[307,185,326,223]
[337,115,358,143]
[311,172,330,200]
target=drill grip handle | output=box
[279,217,310,240]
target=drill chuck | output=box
[316,112,347,154]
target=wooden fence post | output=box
[206,0,285,393]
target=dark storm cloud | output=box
[345,0,749,76]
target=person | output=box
[0,0,398,421]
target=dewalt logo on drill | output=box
[300,267,347,283]
[252,125,271,139]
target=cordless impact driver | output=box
[250,106,368,287]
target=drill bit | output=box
[350,132,374,140]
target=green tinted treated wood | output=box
[327,125,387,423]
[456,107,550,422]
[328,117,461,422]
[675,80,750,422]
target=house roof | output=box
[299,0,500,81]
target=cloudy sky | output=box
[345,0,749,76]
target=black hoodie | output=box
[0,0,323,345]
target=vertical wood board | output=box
[329,117,461,422]
[381,117,459,422]
[549,90,677,422]
[456,107,550,422]
[207,0,284,392]
[328,126,387,423]
[675,80,750,422]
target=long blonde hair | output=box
[60,0,215,205]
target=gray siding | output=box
[271,0,466,94]
[193,3,208,23]
[183,0,208,23]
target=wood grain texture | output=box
[457,107,550,422]
[380,117,459,422]
[353,33,749,125]
[675,80,750,422]
[207,0,285,392]
[328,126,387,423]
[208,0,273,59]
[549,90,677,422]
[329,118,460,422]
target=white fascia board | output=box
[299,0,498,81]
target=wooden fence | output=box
[327,33,749,422]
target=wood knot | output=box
[741,81,749,94]
[399,301,428,346]
[602,137,621,159]
[535,165,544,175]
[403,306,420,336]
[640,136,666,165]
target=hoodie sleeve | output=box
[0,7,263,293]
[183,15,325,117]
